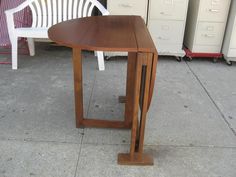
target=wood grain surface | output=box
[48,15,157,53]
[48,16,158,165]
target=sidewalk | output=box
[0,43,235,177]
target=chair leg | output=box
[27,38,35,56]
[11,38,18,70]
[97,51,105,71]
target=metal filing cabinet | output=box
[184,0,231,53]
[107,0,148,23]
[222,0,236,65]
[148,0,189,60]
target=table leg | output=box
[118,53,154,165]
[72,48,84,128]
[136,53,153,160]
[72,48,132,129]
[123,52,138,127]
[148,53,158,110]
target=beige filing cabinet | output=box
[106,0,148,57]
[222,0,236,65]
[107,0,148,23]
[184,0,231,54]
[148,0,189,60]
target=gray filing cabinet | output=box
[184,0,231,53]
[148,0,189,59]
[107,0,148,23]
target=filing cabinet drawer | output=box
[198,0,231,22]
[107,0,147,21]
[192,45,221,53]
[154,44,184,54]
[195,22,225,46]
[149,0,188,20]
[149,20,185,44]
[228,49,236,57]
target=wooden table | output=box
[48,16,158,165]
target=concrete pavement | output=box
[0,43,235,177]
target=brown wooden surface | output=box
[148,53,158,110]
[124,52,138,127]
[128,53,143,160]
[117,52,156,165]
[48,16,157,53]
[49,16,158,108]
[133,17,157,54]
[118,153,153,166]
[48,16,158,166]
[136,53,152,159]
[72,48,84,128]
[118,96,127,103]
[81,119,131,129]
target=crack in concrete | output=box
[185,61,236,136]
[74,129,84,177]
[85,71,97,118]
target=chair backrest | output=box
[28,0,109,28]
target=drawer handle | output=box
[202,34,215,38]
[119,4,132,8]
[164,0,173,4]
[209,9,219,13]
[160,12,172,16]
[206,26,214,31]
[212,0,220,5]
[158,36,170,40]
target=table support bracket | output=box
[118,52,154,165]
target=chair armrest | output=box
[5,10,16,41]
[4,0,34,15]
[4,0,35,40]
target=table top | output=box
[48,15,157,54]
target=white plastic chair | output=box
[5,0,109,70]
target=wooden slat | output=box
[124,52,137,127]
[72,48,84,128]
[79,119,131,129]
[132,16,157,54]
[137,53,152,158]
[129,53,143,160]
[148,53,158,110]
